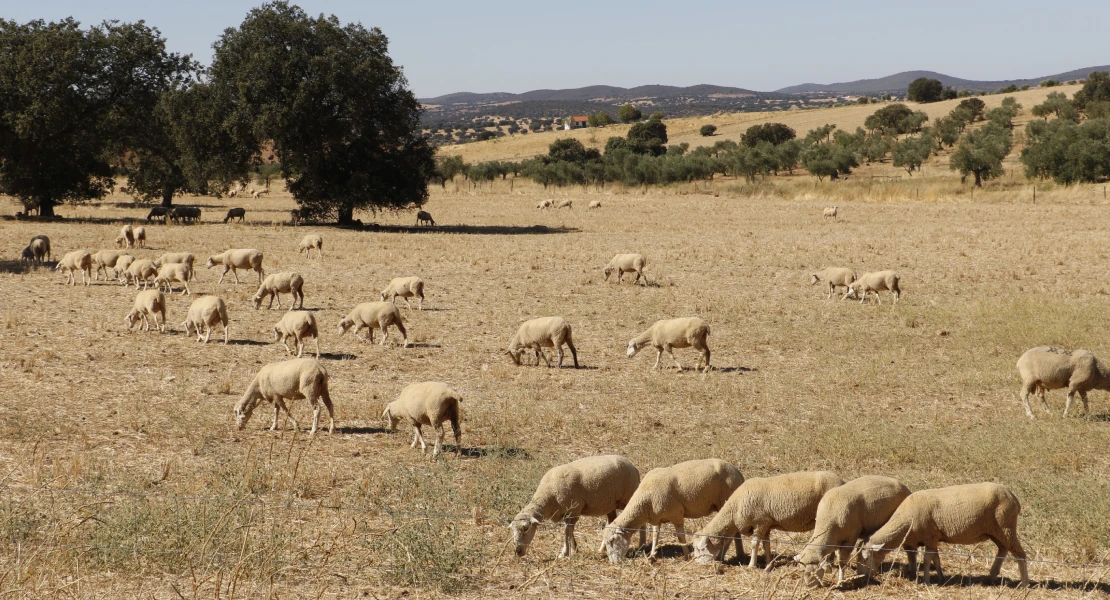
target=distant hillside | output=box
[777,66,1110,94]
[420,84,761,106]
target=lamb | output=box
[133,226,146,248]
[92,249,129,281]
[627,317,711,373]
[588,200,602,210]
[296,234,323,259]
[19,245,37,267]
[382,381,462,457]
[416,210,436,226]
[273,311,320,358]
[206,249,265,284]
[115,224,135,248]
[506,316,578,368]
[537,199,553,209]
[252,272,304,310]
[223,208,246,223]
[604,459,744,563]
[843,271,901,304]
[860,483,1028,587]
[337,302,408,347]
[380,276,425,310]
[810,267,856,300]
[510,455,641,558]
[55,250,92,286]
[181,295,230,344]
[823,206,838,220]
[154,263,193,296]
[146,206,168,222]
[29,235,51,261]
[120,259,158,289]
[603,253,648,285]
[793,475,911,587]
[556,199,572,209]
[692,471,845,568]
[1016,346,1110,418]
[234,358,334,434]
[154,253,196,281]
[123,289,166,333]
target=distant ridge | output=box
[776,66,1110,94]
[419,84,760,106]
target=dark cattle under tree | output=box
[416,210,435,226]
[224,207,246,223]
[147,206,169,222]
[170,206,201,224]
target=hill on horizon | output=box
[776,66,1110,94]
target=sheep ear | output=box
[792,554,802,562]
[870,544,883,552]
[530,517,540,525]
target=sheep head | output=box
[626,339,649,358]
[124,310,138,330]
[691,533,723,564]
[809,274,820,285]
[602,265,613,280]
[337,318,354,335]
[509,515,541,557]
[251,293,264,310]
[206,257,218,269]
[234,391,262,430]
[381,405,400,430]
[604,527,633,564]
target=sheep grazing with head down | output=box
[21,238,49,266]
[92,250,128,281]
[603,253,648,285]
[506,317,578,368]
[556,199,572,209]
[337,302,408,347]
[537,199,553,209]
[297,234,323,259]
[588,200,602,210]
[182,296,230,344]
[510,455,642,558]
[810,267,856,300]
[823,206,838,220]
[627,317,710,373]
[252,272,304,310]
[273,311,319,358]
[1017,346,1110,418]
[133,226,146,248]
[55,250,92,286]
[154,263,192,296]
[116,224,135,248]
[380,276,425,310]
[124,289,166,333]
[844,271,901,304]
[235,358,334,434]
[29,235,51,261]
[121,259,158,289]
[224,208,246,223]
[416,210,435,226]
[382,382,461,457]
[206,249,264,284]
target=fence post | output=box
[1033,186,1036,204]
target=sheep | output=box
[181,295,230,344]
[859,483,1028,587]
[823,206,838,220]
[273,311,320,358]
[114,255,136,283]
[692,471,846,568]
[537,199,553,209]
[252,272,304,310]
[115,224,135,248]
[120,259,158,289]
[810,267,856,300]
[557,199,572,209]
[133,226,146,248]
[506,316,578,368]
[92,250,129,281]
[296,234,323,259]
[228,189,238,198]
[55,250,92,286]
[206,249,265,284]
[379,276,424,310]
[510,455,641,558]
[793,475,912,587]
[234,358,334,434]
[146,206,168,222]
[19,245,36,267]
[627,317,710,373]
[169,206,201,224]
[382,381,462,457]
[289,207,309,224]
[118,185,130,194]
[604,459,744,563]
[588,200,602,210]
[416,210,435,226]
[843,271,901,304]
[29,235,51,261]
[337,302,408,347]
[153,253,197,281]
[154,263,193,296]
[124,289,166,333]
[603,253,648,285]
[224,208,246,223]
[1016,345,1110,418]
[251,189,268,199]
[21,238,48,266]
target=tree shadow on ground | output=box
[459,446,531,460]
[338,425,390,435]
[0,259,31,274]
[227,339,269,347]
[319,352,357,361]
[359,223,578,235]
[715,366,757,374]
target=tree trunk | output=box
[337,203,354,225]
[974,171,983,187]
[161,189,174,207]
[38,198,56,218]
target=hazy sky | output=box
[7,1,1108,98]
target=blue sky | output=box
[6,1,1108,98]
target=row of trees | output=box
[1021,73,1110,184]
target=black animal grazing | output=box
[224,207,246,223]
[147,206,169,222]
[416,210,435,227]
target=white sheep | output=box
[557,199,572,209]
[793,475,911,587]
[810,267,856,300]
[537,199,553,209]
[823,206,838,220]
[588,200,602,210]
[115,224,135,248]
[296,234,323,259]
[123,289,166,333]
[1016,346,1110,418]
[627,317,710,372]
[92,250,128,281]
[55,250,92,286]
[379,276,425,310]
[251,189,269,199]
[337,302,408,347]
[603,253,648,285]
[382,381,461,457]
[692,471,846,568]
[154,263,192,296]
[604,458,744,562]
[252,272,304,310]
[121,259,158,289]
[182,295,230,344]
[154,252,196,281]
[506,316,578,368]
[235,358,334,434]
[510,455,642,558]
[206,249,265,284]
[133,226,146,248]
[114,255,136,284]
[843,271,901,304]
[860,483,1028,587]
[273,311,319,358]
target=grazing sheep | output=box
[603,253,648,285]
[251,189,268,199]
[146,206,168,222]
[273,311,320,358]
[382,381,462,457]
[118,185,130,194]
[843,271,901,304]
[91,250,128,281]
[153,253,196,281]
[793,475,912,587]
[337,302,408,347]
[506,316,578,368]
[21,238,49,266]
[113,255,136,284]
[693,471,846,568]
[416,210,435,226]
[511,455,641,558]
[121,259,158,289]
[29,235,51,261]
[228,189,238,198]
[1017,346,1110,418]
[823,206,838,220]
[223,208,245,223]
[537,199,553,209]
[588,200,602,210]
[235,358,334,435]
[154,263,192,296]
[252,272,304,310]
[206,249,265,284]
[55,250,92,286]
[133,226,146,248]
[123,289,166,333]
[289,207,309,224]
[627,317,711,373]
[181,296,230,344]
[116,224,135,248]
[379,276,424,310]
[19,245,37,267]
[169,206,201,224]
[861,483,1028,587]
[296,234,323,259]
[604,459,744,562]
[810,267,857,300]
[557,199,572,209]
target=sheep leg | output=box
[653,348,663,370]
[281,335,294,355]
[432,422,445,458]
[232,268,241,284]
[417,296,423,310]
[1080,390,1090,415]
[903,547,918,579]
[674,521,690,559]
[536,348,552,367]
[749,526,769,568]
[988,544,1008,580]
[410,428,419,448]
[1064,390,1076,417]
[648,525,660,558]
[555,345,564,367]
[203,324,212,344]
[1020,385,1036,419]
[599,512,617,554]
[365,326,374,344]
[270,402,281,431]
[1039,386,1050,413]
[223,323,229,344]
[310,401,320,435]
[560,519,578,557]
[666,346,683,371]
[413,425,427,453]
[313,336,320,359]
[182,281,190,296]
[762,537,772,568]
[835,547,853,585]
[379,321,393,346]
